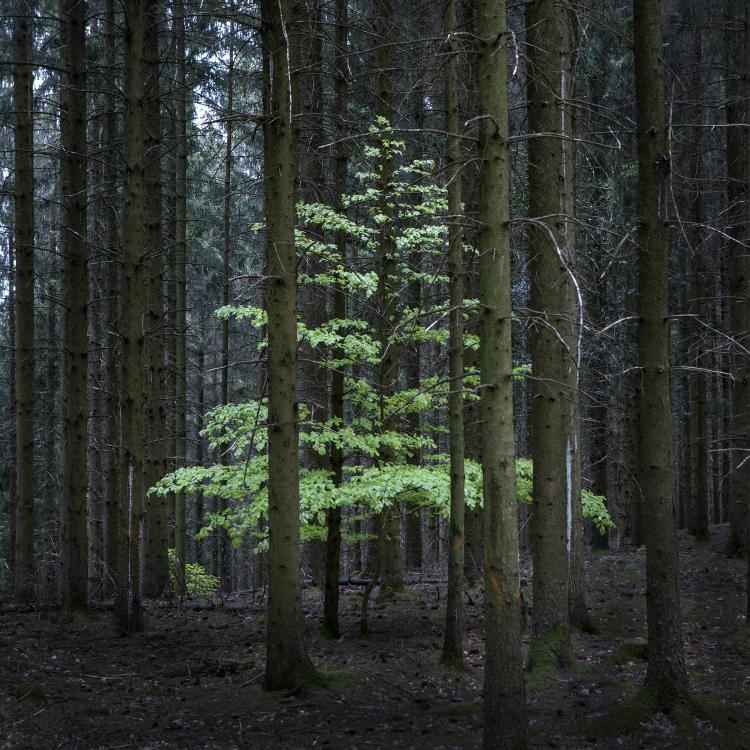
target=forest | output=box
[1,0,750,747]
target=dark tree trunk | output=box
[477,0,528,744]
[633,0,689,699]
[261,0,315,690]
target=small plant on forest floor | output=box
[168,549,218,598]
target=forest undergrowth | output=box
[1,525,747,750]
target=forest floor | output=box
[1,524,749,750]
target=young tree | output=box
[477,0,527,745]
[13,0,36,601]
[60,0,89,610]
[633,0,688,700]
[373,0,403,598]
[261,0,315,689]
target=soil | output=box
[1,525,748,749]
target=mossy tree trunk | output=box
[261,0,315,690]
[477,0,528,745]
[633,0,689,698]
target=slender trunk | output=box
[102,0,120,593]
[299,0,328,587]
[88,268,103,596]
[323,0,349,640]
[261,0,314,689]
[727,0,750,556]
[374,0,403,598]
[442,0,465,668]
[477,0,527,745]
[195,348,206,566]
[218,27,235,593]
[43,294,57,598]
[403,88,424,574]
[173,0,188,580]
[60,0,89,611]
[142,2,168,599]
[115,0,147,632]
[13,0,35,602]
[7,240,17,589]
[689,33,709,539]
[633,0,689,698]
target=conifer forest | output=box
[4,0,750,747]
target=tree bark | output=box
[323,0,349,640]
[142,1,168,600]
[115,0,147,632]
[102,0,120,596]
[261,0,315,689]
[173,0,188,582]
[374,0,403,599]
[526,0,579,662]
[13,0,36,602]
[218,19,235,594]
[43,294,57,599]
[726,0,750,556]
[441,0,465,669]
[633,0,689,698]
[477,0,527,745]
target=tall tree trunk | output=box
[477,0,527,745]
[403,86,425,574]
[633,0,689,699]
[7,240,17,591]
[323,0,349,640]
[43,294,57,599]
[688,22,709,539]
[727,0,750,556]
[142,2,168,599]
[194,348,206,567]
[102,0,120,594]
[261,0,315,689]
[173,0,188,582]
[374,0,403,599]
[218,23,235,594]
[60,0,89,611]
[298,0,328,588]
[526,0,579,663]
[13,0,36,602]
[441,0,465,669]
[115,0,147,633]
